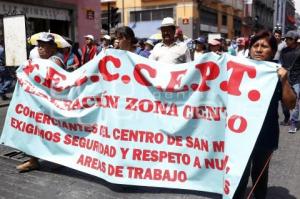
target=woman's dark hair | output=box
[249,30,278,55]
[115,26,138,45]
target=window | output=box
[101,11,108,24]
[201,9,217,26]
[130,8,173,22]
[234,18,241,36]
[222,15,227,26]
[141,11,151,21]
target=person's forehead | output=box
[37,41,52,46]
[161,26,175,31]
[253,38,270,45]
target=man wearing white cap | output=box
[98,35,112,52]
[81,34,98,65]
[149,17,191,64]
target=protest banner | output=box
[0,50,279,198]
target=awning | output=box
[287,15,296,24]
[128,20,161,39]
[0,1,70,21]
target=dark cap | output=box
[195,37,205,44]
[285,31,299,40]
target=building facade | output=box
[273,0,296,34]
[0,0,101,46]
[101,0,244,39]
[242,0,274,36]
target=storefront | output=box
[0,0,101,46]
[0,1,73,42]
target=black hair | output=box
[274,29,282,35]
[115,26,138,45]
[249,30,278,57]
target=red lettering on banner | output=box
[167,135,183,146]
[10,117,61,143]
[166,70,189,92]
[193,156,202,168]
[125,97,138,111]
[82,96,95,108]
[204,155,229,170]
[133,63,157,86]
[63,134,116,157]
[108,164,124,177]
[183,105,226,121]
[74,76,88,86]
[212,141,224,152]
[185,137,209,152]
[112,128,164,144]
[15,104,100,134]
[41,67,66,92]
[99,125,110,138]
[125,97,178,116]
[120,148,129,159]
[228,115,247,133]
[23,60,39,75]
[127,167,187,182]
[98,55,121,81]
[192,62,220,92]
[224,179,230,195]
[77,154,106,173]
[132,149,190,165]
[221,61,257,96]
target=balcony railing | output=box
[220,0,243,11]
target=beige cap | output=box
[160,17,176,28]
[209,39,221,46]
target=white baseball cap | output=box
[103,35,111,40]
[160,17,176,28]
[145,39,154,47]
[84,34,94,41]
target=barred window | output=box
[130,8,173,22]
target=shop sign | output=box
[182,18,189,24]
[0,1,70,21]
[86,9,95,20]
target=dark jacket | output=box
[280,47,300,85]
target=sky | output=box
[296,0,300,14]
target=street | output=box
[0,105,299,199]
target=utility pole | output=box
[107,2,111,35]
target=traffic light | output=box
[102,23,109,31]
[110,7,119,28]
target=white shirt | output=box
[29,46,40,59]
[194,51,204,60]
[274,41,286,61]
[236,48,249,58]
[149,41,191,64]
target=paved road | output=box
[0,105,299,199]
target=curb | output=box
[0,102,10,108]
[0,93,13,108]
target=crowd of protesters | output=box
[0,16,299,199]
